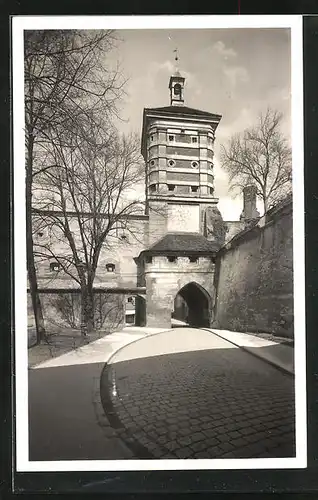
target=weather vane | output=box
[173,48,179,72]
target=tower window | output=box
[168,159,176,167]
[120,234,128,241]
[209,163,213,170]
[189,256,198,263]
[191,161,199,168]
[150,135,154,141]
[168,184,175,192]
[106,263,115,272]
[210,187,214,195]
[150,160,155,167]
[168,135,174,142]
[50,262,60,272]
[146,256,152,264]
[191,186,198,193]
[191,136,198,144]
[167,256,177,263]
[174,83,181,96]
[149,184,157,192]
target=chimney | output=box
[240,185,260,225]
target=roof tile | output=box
[145,232,220,254]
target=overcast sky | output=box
[110,28,291,220]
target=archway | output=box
[172,282,211,328]
[135,295,146,326]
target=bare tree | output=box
[33,115,144,336]
[220,108,292,214]
[24,29,125,342]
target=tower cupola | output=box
[169,49,185,106]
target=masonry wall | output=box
[213,199,293,338]
[34,216,148,288]
[225,221,245,243]
[27,290,125,331]
[144,256,216,328]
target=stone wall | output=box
[213,198,293,338]
[143,255,216,328]
[34,216,148,288]
[27,290,125,331]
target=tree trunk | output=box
[26,150,46,344]
[80,284,94,337]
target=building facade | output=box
[33,68,262,329]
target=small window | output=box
[128,297,134,303]
[168,135,174,142]
[167,256,177,263]
[209,187,214,195]
[50,262,60,272]
[120,234,128,241]
[191,186,198,193]
[181,129,185,134]
[168,159,176,167]
[191,136,198,144]
[150,160,155,166]
[106,263,115,272]
[174,84,181,96]
[168,184,175,192]
[37,231,44,238]
[146,255,152,264]
[150,135,154,141]
[191,161,199,168]
[189,256,198,263]
[149,184,157,192]
[209,163,213,170]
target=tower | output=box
[169,48,185,106]
[240,185,260,225]
[141,64,222,244]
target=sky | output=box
[109,28,291,220]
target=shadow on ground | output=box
[28,327,111,367]
[101,346,295,460]
[28,331,295,462]
[29,361,133,461]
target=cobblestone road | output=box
[100,329,295,459]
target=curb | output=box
[203,328,294,377]
[96,327,175,459]
[105,328,174,366]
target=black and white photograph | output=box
[13,15,306,472]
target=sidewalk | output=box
[30,326,171,369]
[206,328,294,375]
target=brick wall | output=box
[213,199,293,337]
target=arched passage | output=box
[172,282,211,328]
[135,295,146,326]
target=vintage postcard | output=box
[12,15,306,473]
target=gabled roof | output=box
[144,105,222,120]
[140,232,220,256]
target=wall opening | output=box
[172,282,211,328]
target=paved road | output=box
[101,328,295,459]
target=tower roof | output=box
[144,105,222,120]
[138,232,221,257]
